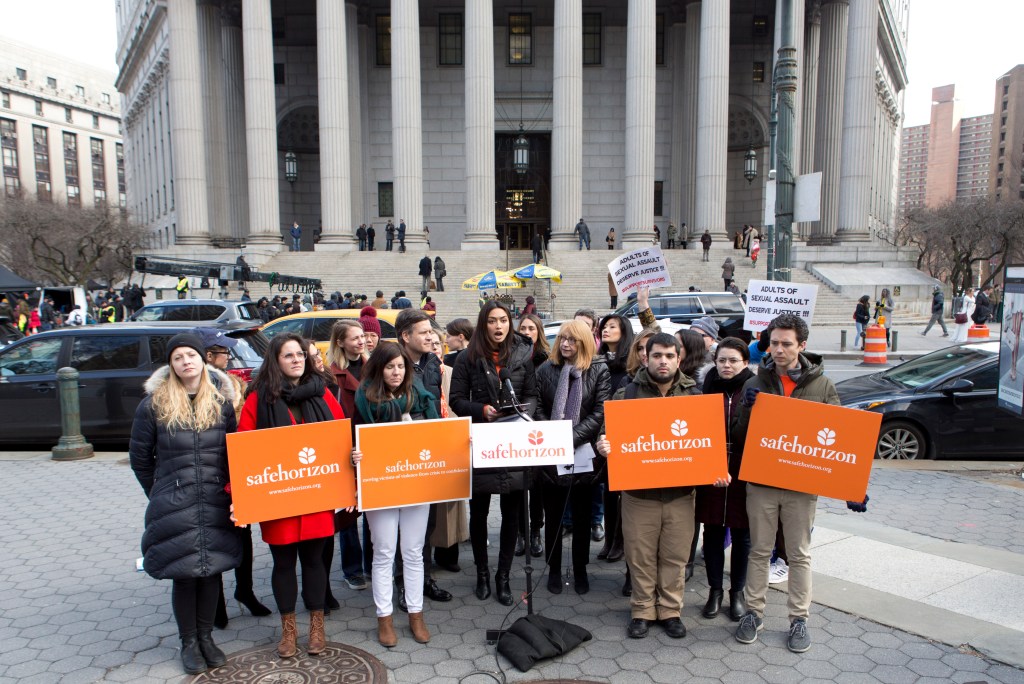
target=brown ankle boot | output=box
[377,615,397,648]
[408,612,431,644]
[307,610,326,655]
[277,613,298,658]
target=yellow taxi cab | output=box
[260,307,432,355]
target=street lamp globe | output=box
[513,128,529,174]
[744,145,757,183]
[284,150,298,183]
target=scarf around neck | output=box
[354,379,439,424]
[551,363,584,426]
[255,375,333,429]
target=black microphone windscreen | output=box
[499,368,512,382]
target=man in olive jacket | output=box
[731,313,841,654]
[596,332,699,641]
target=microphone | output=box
[499,368,518,406]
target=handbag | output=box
[954,312,968,324]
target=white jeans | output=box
[365,504,429,617]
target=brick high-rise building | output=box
[990,64,1024,201]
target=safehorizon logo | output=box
[479,429,567,461]
[528,430,544,445]
[246,447,341,486]
[760,428,857,464]
[385,448,447,474]
[817,428,836,446]
[620,418,711,453]
[419,449,431,461]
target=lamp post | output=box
[513,128,529,174]
[284,150,298,183]
[744,145,758,183]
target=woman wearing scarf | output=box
[449,301,539,605]
[238,333,346,659]
[696,337,755,621]
[351,341,439,647]
[535,320,611,595]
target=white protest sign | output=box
[743,279,819,332]
[608,246,673,297]
[763,180,777,226]
[471,420,575,468]
[795,172,822,223]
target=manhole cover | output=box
[183,642,387,683]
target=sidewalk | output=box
[807,322,1002,361]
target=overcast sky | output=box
[0,0,1020,129]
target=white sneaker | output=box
[769,558,789,584]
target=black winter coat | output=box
[535,357,611,486]
[413,352,443,415]
[450,334,539,494]
[695,367,754,528]
[129,366,242,580]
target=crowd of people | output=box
[127,283,874,676]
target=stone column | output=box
[462,0,498,250]
[346,3,364,228]
[222,1,249,241]
[198,1,230,242]
[695,0,729,241]
[622,0,657,248]
[166,0,210,244]
[316,0,354,250]
[669,21,686,237]
[242,0,282,247]
[391,0,425,244]
[798,2,821,239]
[549,0,583,250]
[810,0,847,244]
[682,2,701,244]
[837,0,877,242]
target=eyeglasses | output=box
[281,352,307,361]
[557,335,579,345]
[207,350,230,357]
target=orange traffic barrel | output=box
[968,324,990,340]
[862,324,888,364]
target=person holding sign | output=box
[695,338,755,621]
[535,320,611,596]
[352,341,440,647]
[237,333,347,659]
[129,333,242,675]
[731,314,857,654]
[595,332,700,640]
[449,301,539,606]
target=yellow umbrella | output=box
[461,269,525,290]
[511,263,563,283]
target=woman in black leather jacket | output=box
[535,320,611,595]
[449,301,539,605]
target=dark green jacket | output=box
[605,367,700,501]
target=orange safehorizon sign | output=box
[356,417,472,511]
[226,419,355,526]
[605,394,729,491]
[739,393,881,501]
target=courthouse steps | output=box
[264,247,928,326]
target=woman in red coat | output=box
[238,332,345,659]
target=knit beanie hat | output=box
[165,332,207,364]
[359,306,381,336]
[689,316,720,341]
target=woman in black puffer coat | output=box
[535,320,611,596]
[129,333,241,676]
[449,301,539,606]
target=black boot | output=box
[702,589,724,619]
[180,634,207,675]
[574,567,590,595]
[514,535,526,557]
[495,570,513,606]
[214,587,228,629]
[475,567,491,600]
[395,580,408,613]
[729,590,747,622]
[234,590,271,617]
[197,630,227,668]
[530,533,543,558]
[547,569,563,594]
[621,568,632,597]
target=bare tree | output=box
[0,197,147,287]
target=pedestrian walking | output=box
[875,288,894,347]
[743,224,756,256]
[921,285,949,337]
[535,320,610,596]
[732,314,867,654]
[606,227,617,250]
[423,226,430,248]
[129,333,242,675]
[653,225,661,245]
[434,256,446,292]
[237,333,348,659]
[531,232,544,264]
[722,257,735,289]
[356,224,367,251]
[696,338,755,621]
[418,255,433,293]
[701,230,712,262]
[668,223,677,249]
[750,236,760,266]
[290,221,302,251]
[352,341,438,647]
[974,286,994,325]
[385,221,395,251]
[951,287,976,343]
[176,275,190,299]
[449,301,539,606]
[608,273,619,309]
[520,295,537,318]
[853,295,871,350]
[367,224,376,251]
[398,219,407,252]
[575,218,591,250]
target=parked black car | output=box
[614,291,750,341]
[836,341,1024,460]
[0,321,267,446]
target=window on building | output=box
[75,84,85,97]
[583,13,602,65]
[16,68,26,80]
[271,15,286,39]
[67,184,80,205]
[998,162,1004,173]
[91,138,105,194]
[33,126,50,198]
[753,62,766,82]
[378,182,394,217]
[1,91,8,108]
[999,146,1005,158]
[656,14,665,65]
[102,92,111,105]
[35,100,43,116]
[1002,101,1008,112]
[46,76,57,89]
[1003,85,1010,95]
[1002,116,1007,127]
[509,13,532,65]
[376,15,391,66]
[119,191,127,211]
[438,13,463,66]
[5,175,21,197]
[63,131,78,184]
[997,178,1003,188]
[654,181,664,216]
[92,114,99,129]
[753,15,770,37]
[273,63,285,85]
[64,107,73,123]
[94,188,106,205]
[37,181,52,202]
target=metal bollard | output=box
[840,330,847,352]
[891,330,899,353]
[51,367,94,461]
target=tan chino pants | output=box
[621,491,695,621]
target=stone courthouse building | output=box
[115,0,909,256]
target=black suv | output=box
[131,298,261,323]
[0,321,267,446]
[614,291,750,341]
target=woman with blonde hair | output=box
[327,319,368,419]
[130,333,241,675]
[535,320,611,594]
